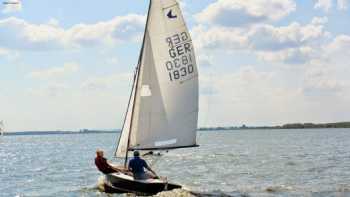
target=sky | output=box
[0,0,349,131]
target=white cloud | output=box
[337,0,349,9]
[199,66,306,126]
[68,14,145,48]
[28,62,80,79]
[193,17,329,65]
[195,0,296,26]
[0,14,145,51]
[19,72,135,131]
[248,21,328,51]
[0,47,10,56]
[314,0,333,11]
[299,34,350,99]
[257,46,315,64]
[314,0,349,11]
[303,67,346,96]
[21,80,130,131]
[2,0,22,14]
[197,54,214,68]
[247,17,329,64]
[192,25,248,51]
[81,73,132,92]
[311,16,329,25]
[0,17,67,50]
[201,66,276,104]
[31,84,68,97]
[47,18,60,27]
[18,71,136,131]
[199,63,350,126]
[0,47,19,60]
[326,34,350,54]
[318,35,350,76]
[316,34,350,66]
[106,57,119,65]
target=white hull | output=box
[102,173,181,195]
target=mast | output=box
[123,0,153,167]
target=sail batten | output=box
[129,144,199,151]
[116,0,198,157]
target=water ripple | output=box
[1,129,350,197]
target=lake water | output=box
[1,129,350,197]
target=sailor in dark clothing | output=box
[128,151,158,180]
[95,149,124,174]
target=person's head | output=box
[133,150,140,157]
[96,149,104,157]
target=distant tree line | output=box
[198,122,350,131]
[281,122,350,129]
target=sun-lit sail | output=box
[0,120,4,136]
[116,68,139,158]
[116,0,198,158]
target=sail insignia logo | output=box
[167,9,177,19]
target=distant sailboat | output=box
[102,0,199,195]
[0,120,4,136]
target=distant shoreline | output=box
[199,122,350,131]
[3,130,119,136]
[2,122,349,136]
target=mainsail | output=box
[116,0,198,158]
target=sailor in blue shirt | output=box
[128,151,158,180]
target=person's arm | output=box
[107,161,126,173]
[144,161,158,178]
[146,166,157,176]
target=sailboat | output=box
[102,0,199,195]
[0,120,4,136]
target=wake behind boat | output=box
[96,0,199,195]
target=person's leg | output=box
[134,172,147,180]
[145,171,158,179]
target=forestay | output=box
[116,0,198,158]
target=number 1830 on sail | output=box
[165,31,195,82]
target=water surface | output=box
[1,129,350,196]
